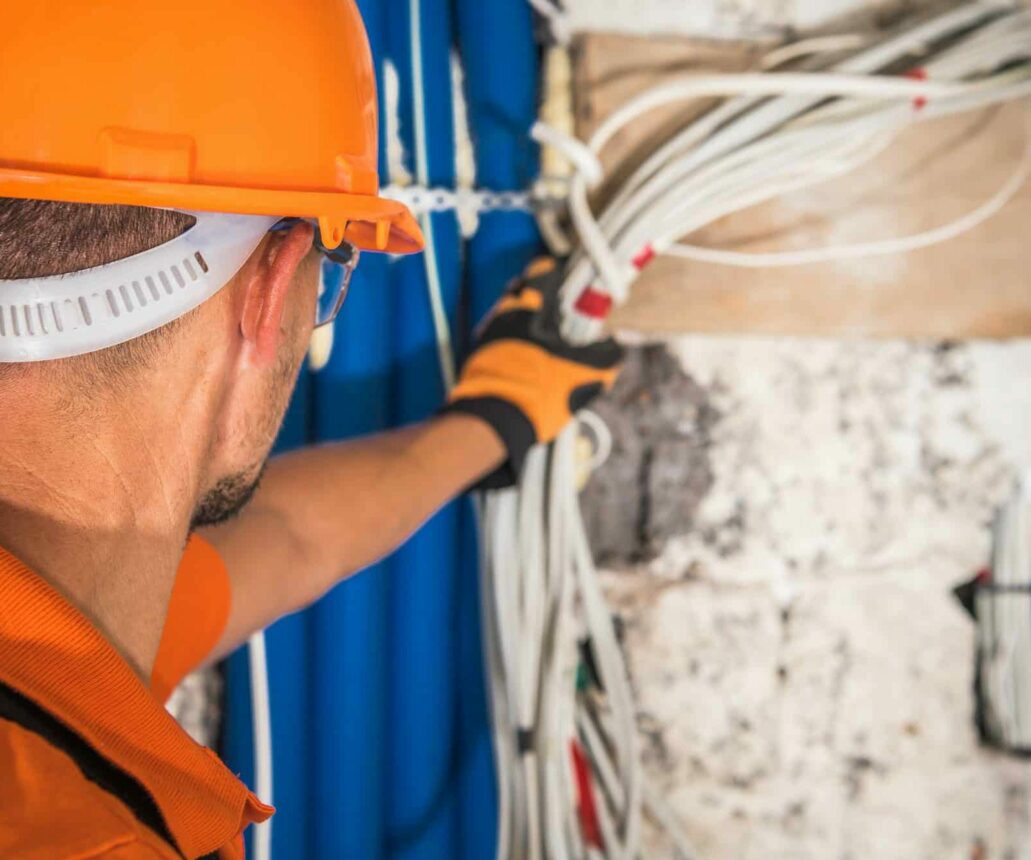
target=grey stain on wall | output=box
[583,344,719,564]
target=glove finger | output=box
[569,380,606,414]
[522,257,559,283]
[478,258,560,331]
[568,336,625,371]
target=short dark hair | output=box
[0,199,195,379]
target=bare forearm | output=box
[203,413,503,658]
[257,413,502,576]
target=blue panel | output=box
[454,499,495,860]
[311,252,395,860]
[309,0,394,854]
[454,3,541,858]
[222,2,544,858]
[456,0,542,322]
[384,1,463,857]
[264,612,313,859]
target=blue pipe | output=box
[384,2,463,858]
[308,1,394,856]
[310,254,395,860]
[453,4,541,854]
[222,3,543,857]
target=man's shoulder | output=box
[0,717,177,859]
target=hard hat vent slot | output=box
[78,297,93,327]
[171,266,186,289]
[159,272,173,295]
[105,290,121,318]
[194,252,209,274]
[132,282,147,307]
[0,303,71,337]
[119,285,134,312]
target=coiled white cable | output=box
[486,4,1031,859]
[554,5,1031,344]
[248,631,274,860]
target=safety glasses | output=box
[271,218,361,329]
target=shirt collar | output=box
[0,545,272,859]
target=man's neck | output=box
[0,393,210,681]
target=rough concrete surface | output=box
[584,338,1031,860]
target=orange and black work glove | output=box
[443,258,624,489]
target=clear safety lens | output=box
[316,244,359,328]
[271,218,360,328]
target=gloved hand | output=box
[443,257,623,489]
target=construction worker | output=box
[0,2,620,858]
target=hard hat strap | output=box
[0,211,276,363]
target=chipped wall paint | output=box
[584,338,1031,859]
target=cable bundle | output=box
[481,421,697,859]
[975,474,1031,753]
[483,2,1031,857]
[552,0,1031,343]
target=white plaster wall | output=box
[599,338,1031,860]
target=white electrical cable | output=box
[487,6,1031,859]
[532,121,605,188]
[409,0,457,391]
[760,34,871,69]
[981,476,1031,750]
[555,8,1031,343]
[248,631,274,860]
[665,133,1031,267]
[586,72,1003,155]
[577,409,614,474]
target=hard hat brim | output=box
[0,167,425,256]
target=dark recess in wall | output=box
[582,344,718,564]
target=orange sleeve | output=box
[150,535,232,705]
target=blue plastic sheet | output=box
[222,2,540,856]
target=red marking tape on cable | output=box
[904,68,928,111]
[575,287,613,320]
[632,243,656,271]
[570,740,604,850]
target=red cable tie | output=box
[632,243,656,271]
[904,68,928,111]
[570,740,604,850]
[575,287,613,320]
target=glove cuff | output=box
[440,396,536,490]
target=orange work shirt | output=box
[0,537,270,859]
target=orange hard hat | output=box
[0,0,423,255]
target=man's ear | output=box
[239,221,315,365]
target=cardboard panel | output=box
[574,33,1031,338]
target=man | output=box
[0,2,621,859]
